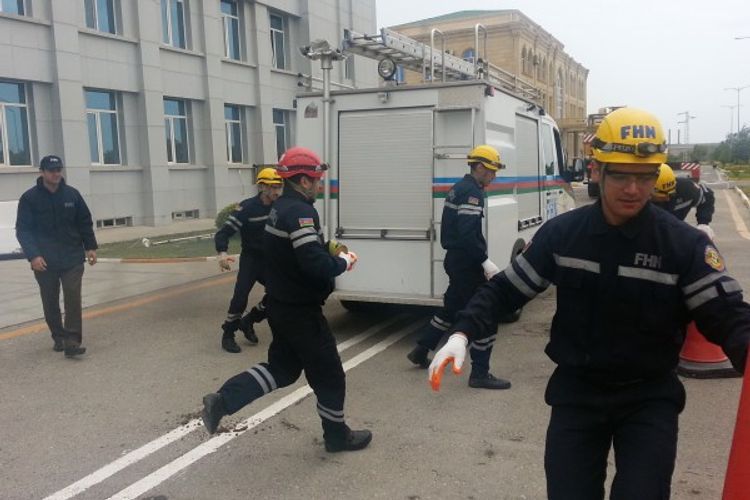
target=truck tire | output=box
[587,181,599,198]
[498,239,525,324]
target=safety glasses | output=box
[592,138,667,158]
[604,170,658,187]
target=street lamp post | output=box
[722,105,738,135]
[724,85,750,133]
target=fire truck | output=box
[295,27,575,309]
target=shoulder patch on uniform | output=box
[468,196,479,205]
[704,245,725,272]
[298,217,314,228]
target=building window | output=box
[86,89,121,165]
[555,70,564,119]
[344,56,354,81]
[0,80,32,166]
[273,108,290,159]
[462,48,475,64]
[221,0,240,60]
[84,0,117,34]
[269,12,287,70]
[164,98,189,164]
[161,0,186,49]
[0,0,25,15]
[225,104,243,164]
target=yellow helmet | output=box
[257,167,282,185]
[654,164,676,196]
[591,107,667,165]
[467,145,504,171]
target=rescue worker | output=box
[428,108,750,499]
[651,163,716,240]
[406,145,511,390]
[215,168,283,353]
[202,146,372,452]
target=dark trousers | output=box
[416,251,495,376]
[34,263,85,347]
[544,369,685,500]
[218,297,348,440]
[223,252,267,330]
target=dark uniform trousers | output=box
[34,263,85,347]
[544,368,685,500]
[224,251,267,329]
[218,297,347,439]
[416,251,494,376]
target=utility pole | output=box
[724,85,750,132]
[722,104,738,135]
[677,111,696,144]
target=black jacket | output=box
[441,174,487,265]
[454,201,750,383]
[653,177,714,224]
[16,177,97,270]
[215,194,270,256]
[263,188,346,305]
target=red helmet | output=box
[277,146,327,178]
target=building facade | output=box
[0,0,375,226]
[390,10,588,159]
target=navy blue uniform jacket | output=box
[215,194,270,256]
[454,201,750,382]
[16,177,97,271]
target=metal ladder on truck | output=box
[342,24,542,104]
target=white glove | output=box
[218,252,235,272]
[428,333,468,391]
[696,224,715,241]
[481,258,500,280]
[339,251,358,271]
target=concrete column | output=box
[134,0,171,226]
[48,0,90,195]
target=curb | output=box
[735,186,750,210]
[98,253,239,264]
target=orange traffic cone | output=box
[677,322,741,379]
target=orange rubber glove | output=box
[428,333,468,391]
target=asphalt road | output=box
[2,167,749,500]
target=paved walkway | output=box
[1,218,227,330]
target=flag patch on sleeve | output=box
[468,196,480,205]
[298,217,314,228]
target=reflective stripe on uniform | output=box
[247,365,277,394]
[457,209,483,216]
[682,272,726,295]
[430,316,451,331]
[617,266,679,285]
[265,225,289,238]
[290,227,317,239]
[554,254,601,274]
[317,402,345,423]
[471,334,497,351]
[675,199,693,211]
[504,265,537,299]
[247,215,269,222]
[228,215,243,227]
[722,279,743,294]
[292,234,319,248]
[515,254,550,289]
[686,287,719,310]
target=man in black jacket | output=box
[202,147,371,453]
[15,155,97,357]
[652,163,716,239]
[215,168,282,353]
[406,145,510,390]
[428,108,750,499]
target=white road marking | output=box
[43,315,407,500]
[105,319,424,500]
[723,190,750,240]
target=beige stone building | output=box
[390,10,589,158]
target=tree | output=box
[712,127,750,164]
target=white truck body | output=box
[295,80,573,306]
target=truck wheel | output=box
[498,239,525,324]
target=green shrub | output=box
[215,202,241,229]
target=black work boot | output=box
[64,346,86,358]
[468,373,511,390]
[239,315,259,345]
[53,339,64,352]
[221,334,241,353]
[202,393,227,434]
[406,345,430,369]
[325,426,373,453]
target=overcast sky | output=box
[375,0,750,144]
